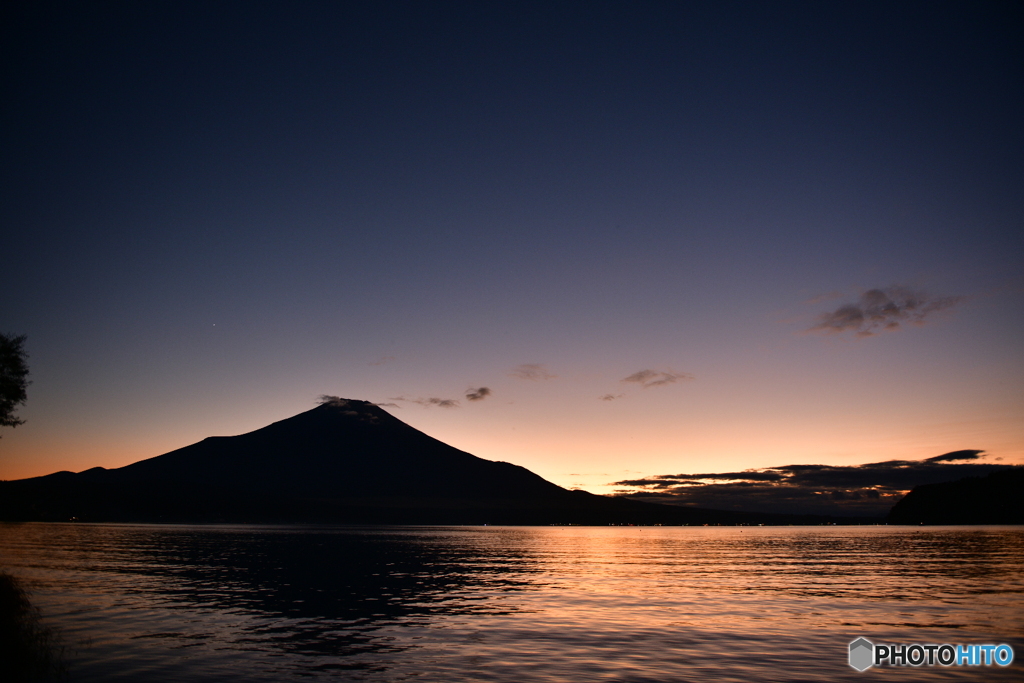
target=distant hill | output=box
[887,467,1024,524]
[1,399,867,525]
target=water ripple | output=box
[1,523,1021,681]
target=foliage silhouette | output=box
[0,333,30,436]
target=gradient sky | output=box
[2,1,1022,500]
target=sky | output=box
[2,1,1022,514]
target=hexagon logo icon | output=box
[849,637,874,671]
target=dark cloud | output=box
[621,369,694,388]
[661,470,787,482]
[925,450,983,463]
[369,356,395,366]
[809,286,963,337]
[465,387,491,401]
[599,393,624,401]
[509,364,556,380]
[612,451,1015,517]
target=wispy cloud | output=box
[424,398,459,408]
[509,364,556,380]
[621,369,694,388]
[808,286,963,337]
[369,356,396,366]
[465,387,491,401]
[599,393,624,401]
[612,450,1012,516]
[389,396,460,408]
[316,396,383,422]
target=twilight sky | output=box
[2,1,1022,507]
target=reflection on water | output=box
[1,524,1022,681]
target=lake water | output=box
[1,523,1022,682]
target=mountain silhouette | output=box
[887,467,1024,524]
[1,399,865,525]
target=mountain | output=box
[887,467,1024,524]
[1,399,864,525]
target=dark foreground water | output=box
[0,523,1021,682]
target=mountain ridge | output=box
[1,399,874,525]
[887,467,1024,524]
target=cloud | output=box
[612,451,1014,517]
[315,396,383,423]
[599,393,624,401]
[925,449,983,463]
[509,364,556,381]
[621,369,694,388]
[465,387,491,401]
[373,402,400,408]
[424,398,459,408]
[389,396,460,408]
[808,286,963,337]
[369,356,396,366]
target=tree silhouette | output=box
[0,334,30,435]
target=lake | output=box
[1,523,1021,682]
